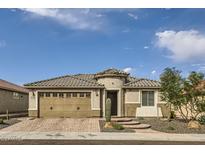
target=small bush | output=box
[170,111,176,119]
[112,123,124,130]
[0,118,4,124]
[167,126,175,130]
[138,117,144,120]
[198,115,205,125]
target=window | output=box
[86,93,91,98]
[39,92,44,97]
[79,92,85,97]
[72,92,77,97]
[53,92,57,97]
[59,93,64,98]
[45,92,50,97]
[66,92,72,98]
[142,91,154,106]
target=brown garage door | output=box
[39,92,92,118]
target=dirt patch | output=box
[136,118,205,134]
[99,120,135,133]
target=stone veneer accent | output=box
[125,103,141,117]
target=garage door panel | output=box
[39,92,92,118]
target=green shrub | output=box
[0,118,4,124]
[112,123,124,130]
[167,126,175,130]
[198,115,205,125]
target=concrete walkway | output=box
[0,131,205,142]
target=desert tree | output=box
[160,67,185,121]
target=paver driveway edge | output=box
[0,118,100,132]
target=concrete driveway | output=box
[0,118,100,132]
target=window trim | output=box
[59,93,64,98]
[141,90,155,107]
[52,92,57,97]
[79,92,85,97]
[72,92,78,97]
[85,92,91,98]
[66,92,72,98]
[45,92,50,97]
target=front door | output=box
[107,91,118,116]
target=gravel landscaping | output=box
[136,118,205,134]
[99,120,135,133]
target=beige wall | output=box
[124,89,164,117]
[125,89,140,103]
[0,89,28,114]
[97,77,125,117]
[28,89,101,117]
[97,77,125,88]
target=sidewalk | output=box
[0,131,205,142]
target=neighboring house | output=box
[24,68,167,118]
[0,79,29,114]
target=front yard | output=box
[137,118,205,134]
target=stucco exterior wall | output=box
[97,77,125,117]
[0,89,28,114]
[28,89,101,117]
[97,77,125,88]
[125,89,140,103]
[124,89,164,117]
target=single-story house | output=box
[0,79,29,114]
[24,68,168,118]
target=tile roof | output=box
[123,78,160,88]
[127,76,139,82]
[24,75,104,88]
[95,68,129,78]
[72,74,96,81]
[0,79,29,93]
[72,74,138,83]
[24,68,160,89]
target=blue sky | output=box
[1,8,205,85]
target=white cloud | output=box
[151,70,156,74]
[122,28,130,33]
[144,46,149,49]
[156,30,205,62]
[19,9,105,31]
[128,13,138,20]
[198,66,205,71]
[0,40,6,48]
[123,67,134,73]
[123,47,133,50]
